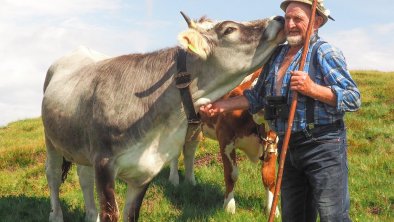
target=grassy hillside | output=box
[0,71,393,221]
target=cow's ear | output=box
[178,29,211,60]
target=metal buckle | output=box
[307,122,315,130]
[175,72,191,89]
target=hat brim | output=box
[280,0,333,26]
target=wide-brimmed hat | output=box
[280,0,334,26]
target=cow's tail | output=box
[61,157,72,183]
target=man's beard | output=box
[287,35,303,46]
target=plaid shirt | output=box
[244,37,361,135]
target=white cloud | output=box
[0,1,154,126]
[0,0,121,19]
[323,23,394,71]
[0,102,40,126]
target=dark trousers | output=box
[278,123,351,222]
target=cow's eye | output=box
[223,27,236,35]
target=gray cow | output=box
[42,13,285,222]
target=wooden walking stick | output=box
[267,0,318,221]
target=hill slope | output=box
[0,71,393,221]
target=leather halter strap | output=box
[174,49,200,124]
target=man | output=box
[200,0,361,221]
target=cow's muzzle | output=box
[273,16,285,25]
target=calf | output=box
[169,70,280,216]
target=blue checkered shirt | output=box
[244,37,361,135]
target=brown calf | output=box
[169,70,280,216]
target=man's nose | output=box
[286,18,295,28]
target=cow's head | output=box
[177,12,285,107]
[178,12,285,72]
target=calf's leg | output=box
[262,152,280,217]
[221,142,238,214]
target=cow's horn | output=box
[180,11,197,29]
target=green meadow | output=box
[0,71,393,221]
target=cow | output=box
[41,12,285,222]
[169,69,281,217]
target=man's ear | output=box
[178,29,211,60]
[315,15,324,28]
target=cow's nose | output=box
[273,16,285,25]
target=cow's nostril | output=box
[273,16,285,25]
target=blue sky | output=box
[1,0,393,126]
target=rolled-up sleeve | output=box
[319,46,361,113]
[244,74,266,114]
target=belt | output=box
[286,120,344,143]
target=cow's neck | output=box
[185,56,247,109]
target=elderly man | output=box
[200,0,361,221]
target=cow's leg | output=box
[77,165,99,222]
[45,136,64,222]
[262,153,280,217]
[123,183,150,222]
[169,130,200,186]
[95,156,119,222]
[183,139,199,185]
[221,142,238,214]
[169,141,198,186]
[169,153,180,186]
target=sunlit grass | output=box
[0,71,393,221]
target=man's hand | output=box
[290,70,315,96]
[290,70,337,107]
[199,103,222,117]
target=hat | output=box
[280,0,334,26]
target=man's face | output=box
[284,2,312,46]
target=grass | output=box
[0,71,393,221]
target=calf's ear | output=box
[178,29,211,60]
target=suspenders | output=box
[306,41,326,129]
[259,40,326,127]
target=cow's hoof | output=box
[85,210,99,222]
[223,195,236,214]
[185,176,196,186]
[168,173,180,186]
[49,211,64,222]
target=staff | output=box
[267,1,318,221]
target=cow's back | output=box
[42,47,110,164]
[44,46,109,92]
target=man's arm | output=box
[290,44,361,112]
[199,95,250,117]
[318,45,361,112]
